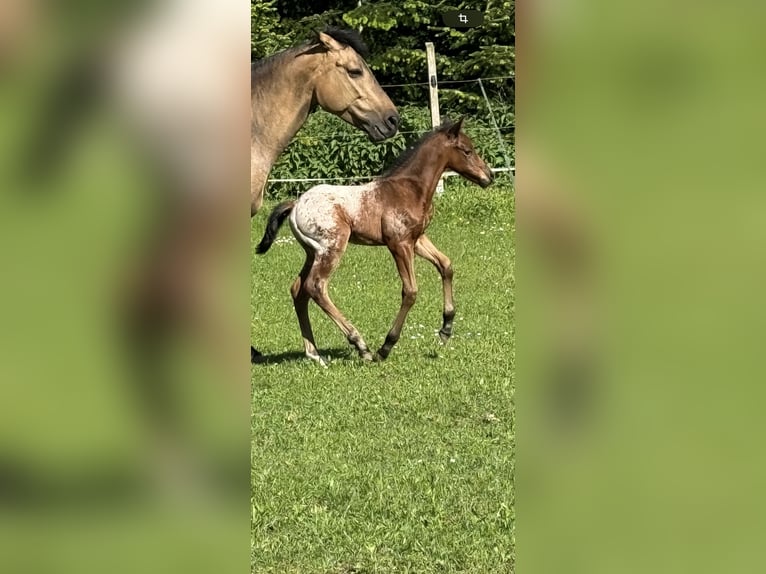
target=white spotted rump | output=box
[290,181,379,253]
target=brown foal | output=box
[255,118,494,365]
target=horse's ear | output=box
[317,31,345,52]
[447,116,465,138]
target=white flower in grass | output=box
[482,412,500,424]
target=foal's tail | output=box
[255,200,295,254]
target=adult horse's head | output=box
[441,117,494,188]
[306,29,399,142]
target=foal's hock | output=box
[256,118,494,365]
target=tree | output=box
[252,0,514,108]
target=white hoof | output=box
[307,353,328,368]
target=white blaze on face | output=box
[290,181,377,253]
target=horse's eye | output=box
[347,68,363,78]
[462,148,472,156]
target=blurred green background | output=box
[520,1,766,572]
[4,0,766,572]
[0,2,248,573]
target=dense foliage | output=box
[252,0,514,199]
[267,103,513,198]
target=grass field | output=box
[251,176,515,573]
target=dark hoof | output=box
[438,329,451,344]
[373,351,387,362]
[251,346,263,364]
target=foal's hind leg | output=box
[415,235,455,344]
[305,247,374,362]
[291,252,326,366]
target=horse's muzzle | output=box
[368,111,400,142]
[479,167,494,188]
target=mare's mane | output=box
[252,28,369,87]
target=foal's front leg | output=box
[415,235,455,343]
[375,242,418,361]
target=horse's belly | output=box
[349,233,384,246]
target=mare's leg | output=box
[304,235,374,362]
[415,235,455,343]
[250,153,265,359]
[291,250,325,366]
[251,147,266,217]
[375,242,418,361]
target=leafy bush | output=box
[266,103,514,200]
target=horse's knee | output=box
[402,288,418,306]
[443,261,453,281]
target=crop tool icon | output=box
[442,9,483,28]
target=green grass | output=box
[251,176,515,573]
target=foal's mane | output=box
[381,120,457,177]
[252,27,369,85]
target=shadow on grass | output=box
[251,347,352,365]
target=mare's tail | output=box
[256,200,295,254]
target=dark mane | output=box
[382,119,458,177]
[252,28,370,88]
[316,27,370,59]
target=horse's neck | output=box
[392,143,448,206]
[251,52,319,165]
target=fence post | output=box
[425,42,444,194]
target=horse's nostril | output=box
[388,114,400,129]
